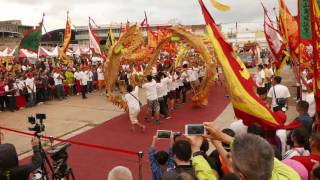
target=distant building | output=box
[0,20,33,49]
[74,23,207,48]
[221,23,267,48]
[41,29,77,48]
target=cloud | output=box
[0,0,297,31]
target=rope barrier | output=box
[0,126,138,156]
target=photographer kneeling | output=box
[0,137,42,180]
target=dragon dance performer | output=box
[124,84,146,132]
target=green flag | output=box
[299,0,312,39]
[105,26,115,51]
[19,21,43,52]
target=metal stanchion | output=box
[138,151,144,180]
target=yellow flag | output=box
[209,0,230,12]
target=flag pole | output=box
[311,0,320,113]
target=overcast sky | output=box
[0,0,296,31]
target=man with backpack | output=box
[267,76,291,112]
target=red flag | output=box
[262,2,285,68]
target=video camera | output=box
[28,113,46,134]
[48,143,72,178]
[48,143,71,162]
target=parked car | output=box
[239,53,255,68]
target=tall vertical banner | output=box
[298,0,314,66]
[262,2,285,73]
[59,13,72,64]
[313,0,320,113]
[88,17,106,61]
[279,0,300,63]
[61,15,71,54]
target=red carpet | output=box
[24,84,229,180]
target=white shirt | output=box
[15,80,25,96]
[124,86,140,113]
[199,66,205,78]
[151,66,157,76]
[25,77,36,93]
[53,73,63,85]
[97,68,104,80]
[80,71,89,86]
[142,80,158,101]
[161,77,170,95]
[256,70,265,87]
[268,68,274,76]
[187,68,195,82]
[181,71,189,82]
[88,71,93,81]
[302,92,316,117]
[74,72,81,80]
[174,73,184,87]
[229,119,248,136]
[283,148,310,159]
[167,75,175,91]
[276,129,287,157]
[267,84,291,107]
[4,85,16,96]
[193,67,200,80]
[21,65,27,71]
[156,82,165,98]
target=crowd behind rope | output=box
[0,57,109,112]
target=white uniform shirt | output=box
[53,73,63,85]
[151,66,158,76]
[267,84,291,107]
[302,92,316,117]
[4,85,16,96]
[97,68,104,80]
[124,86,140,113]
[156,82,165,98]
[25,77,36,93]
[15,80,25,96]
[142,80,158,101]
[161,77,170,96]
[88,71,93,81]
[283,148,310,159]
[199,66,205,78]
[256,70,265,87]
[181,71,189,82]
[187,68,195,82]
[174,73,184,87]
[268,68,274,76]
[74,72,81,80]
[80,71,89,86]
[167,75,175,91]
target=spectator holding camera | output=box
[161,139,195,179]
[0,137,42,180]
[149,133,174,180]
[203,122,300,180]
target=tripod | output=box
[33,134,54,180]
[52,159,75,180]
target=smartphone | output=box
[185,124,205,136]
[157,130,172,139]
